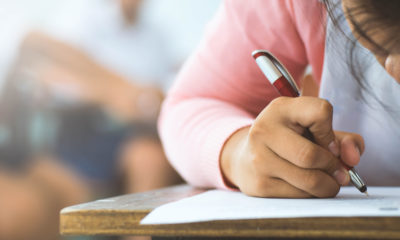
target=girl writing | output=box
[159,0,400,197]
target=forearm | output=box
[18,31,164,124]
[102,72,164,123]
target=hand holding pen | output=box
[220,51,365,198]
[220,48,365,198]
[252,50,367,195]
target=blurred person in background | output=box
[0,0,217,239]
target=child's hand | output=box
[221,96,364,198]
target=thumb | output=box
[334,131,365,167]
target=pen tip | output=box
[364,191,369,197]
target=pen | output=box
[252,49,368,195]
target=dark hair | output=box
[323,0,400,110]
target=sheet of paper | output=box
[140,187,400,224]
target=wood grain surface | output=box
[60,184,400,239]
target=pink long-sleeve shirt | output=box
[159,0,326,189]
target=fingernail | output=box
[356,145,361,156]
[333,169,349,185]
[328,140,340,157]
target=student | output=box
[159,0,400,198]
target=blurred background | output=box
[0,0,221,239]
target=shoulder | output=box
[222,0,326,53]
[223,0,326,80]
[224,0,324,21]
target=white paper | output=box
[140,187,400,224]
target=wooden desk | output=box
[60,184,400,239]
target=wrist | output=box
[220,126,250,189]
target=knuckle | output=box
[315,99,333,120]
[296,142,318,167]
[253,177,270,192]
[351,133,365,153]
[255,180,282,198]
[354,133,364,143]
[319,184,340,198]
[325,155,339,174]
[317,130,334,142]
[302,171,340,198]
[267,96,289,110]
[319,99,333,113]
[303,171,321,191]
[307,99,333,124]
[243,176,273,197]
[246,150,271,174]
[248,123,275,146]
[248,125,265,140]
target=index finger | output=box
[277,97,337,151]
[264,125,340,175]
